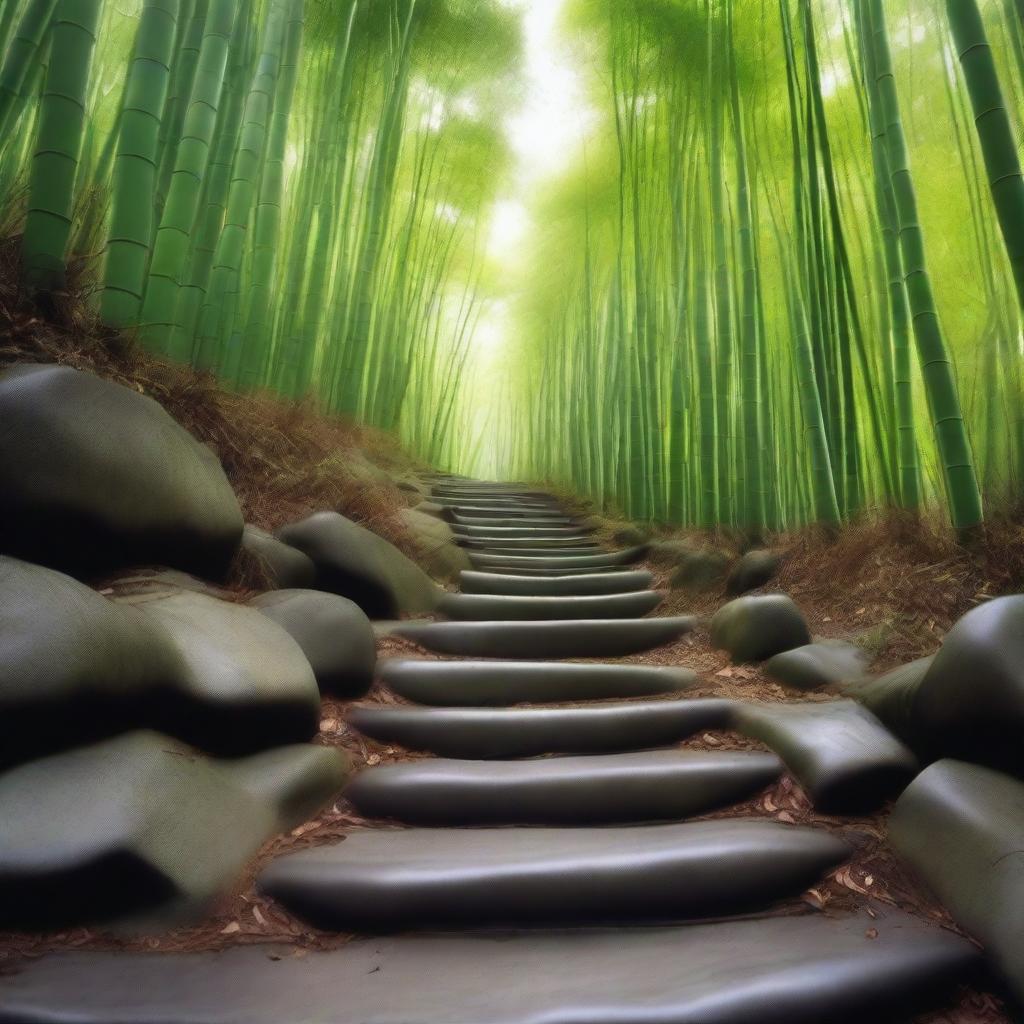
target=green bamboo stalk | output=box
[99,0,180,327]
[0,0,57,140]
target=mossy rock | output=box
[670,548,731,592]
[242,526,316,589]
[395,507,471,580]
[710,594,811,663]
[726,549,781,596]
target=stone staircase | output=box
[0,480,985,1022]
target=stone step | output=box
[345,749,782,825]
[453,524,591,538]
[436,502,573,518]
[451,512,586,528]
[473,563,633,577]
[460,568,654,596]
[378,657,696,705]
[469,546,647,571]
[259,820,849,932]
[430,497,559,511]
[431,486,557,501]
[389,615,696,659]
[733,701,918,813]
[456,536,601,551]
[436,590,663,622]
[0,909,976,1024]
[349,698,732,757]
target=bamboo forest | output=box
[10,1,1024,1021]
[0,0,1021,534]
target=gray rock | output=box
[123,588,320,754]
[734,701,918,813]
[670,548,731,592]
[389,615,697,659]
[260,820,848,931]
[379,658,696,705]
[459,569,654,596]
[346,749,782,826]
[891,758,1024,1007]
[395,508,471,580]
[0,364,242,579]
[0,556,182,766]
[711,594,811,662]
[278,511,441,618]
[764,641,870,691]
[726,549,781,596]
[901,596,1024,774]
[0,731,348,930]
[251,589,375,698]
[241,526,316,589]
[842,656,935,747]
[0,910,977,1024]
[349,699,734,758]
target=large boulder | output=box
[670,548,731,593]
[0,364,243,579]
[841,656,935,747]
[395,507,471,580]
[121,588,321,755]
[891,759,1024,1007]
[241,526,316,589]
[252,589,376,698]
[0,731,348,930]
[899,596,1024,775]
[710,595,810,663]
[0,556,182,767]
[277,511,441,618]
[726,549,781,596]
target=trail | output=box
[0,478,1009,1023]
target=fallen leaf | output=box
[319,718,339,732]
[253,906,267,926]
[776,810,796,824]
[365,753,382,766]
[221,922,240,935]
[865,928,878,940]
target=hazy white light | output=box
[488,199,528,257]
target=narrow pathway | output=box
[0,480,986,1023]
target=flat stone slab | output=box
[436,590,663,621]
[379,657,697,705]
[890,758,1024,1006]
[452,512,585,527]
[733,701,918,813]
[474,563,636,577]
[470,546,647,570]
[454,524,590,538]
[260,820,848,931]
[460,569,654,596]
[0,910,976,1023]
[389,616,696,659]
[435,500,567,516]
[0,731,348,930]
[764,641,870,691]
[345,749,782,825]
[349,698,733,758]
[459,540,603,553]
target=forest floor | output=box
[1,259,1021,1021]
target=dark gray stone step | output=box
[389,616,696,659]
[890,758,1024,1007]
[456,537,601,551]
[345,749,782,825]
[349,698,732,758]
[259,820,848,931]
[440,504,573,520]
[453,524,590,538]
[436,590,663,622]
[379,657,696,705]
[733,700,918,813]
[0,731,348,930]
[469,546,647,571]
[474,563,633,577]
[460,568,654,596]
[452,512,585,527]
[0,910,976,1024]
